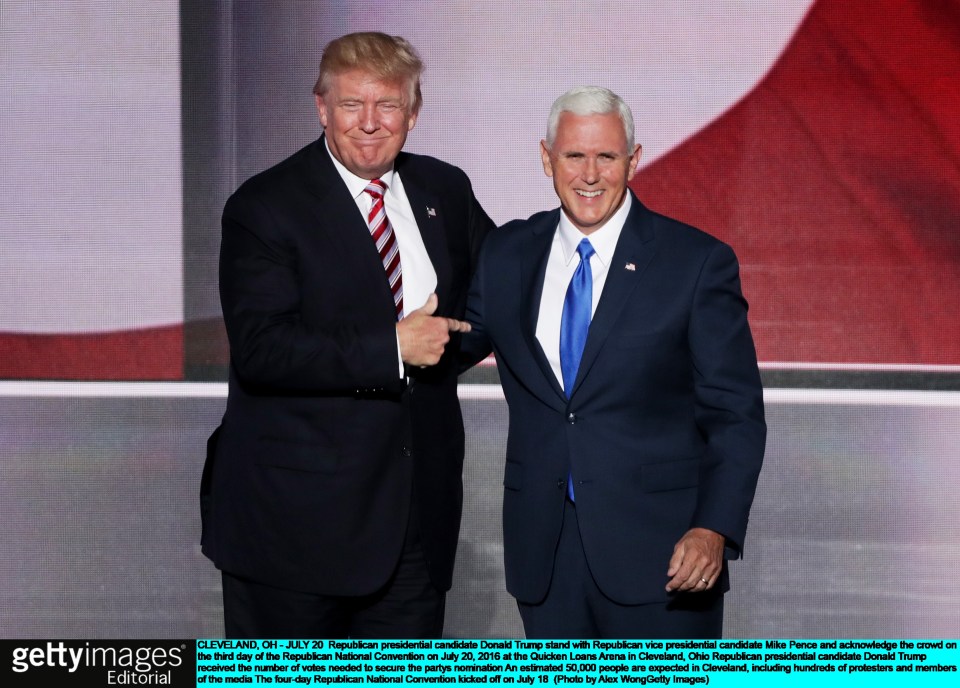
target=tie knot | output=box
[364,178,387,199]
[577,238,595,262]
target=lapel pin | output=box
[426,207,437,217]
[625,262,636,271]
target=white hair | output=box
[545,86,635,149]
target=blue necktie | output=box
[559,239,595,501]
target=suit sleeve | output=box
[466,180,494,276]
[688,242,766,557]
[218,191,402,393]
[459,225,495,371]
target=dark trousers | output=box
[518,499,723,639]
[221,511,444,639]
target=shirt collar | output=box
[324,137,396,200]
[557,192,633,267]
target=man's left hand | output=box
[665,527,725,593]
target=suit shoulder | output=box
[481,209,557,252]
[227,142,316,205]
[645,206,734,255]
[498,209,558,237]
[396,151,472,189]
[501,208,557,231]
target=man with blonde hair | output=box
[202,32,493,638]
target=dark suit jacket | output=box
[462,194,765,605]
[201,136,493,596]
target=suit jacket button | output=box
[557,479,564,489]
[401,446,412,457]
[567,412,577,424]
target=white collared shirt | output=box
[325,140,437,375]
[535,193,633,390]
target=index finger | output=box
[446,318,472,333]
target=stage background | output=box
[1,0,958,637]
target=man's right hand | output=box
[397,293,471,367]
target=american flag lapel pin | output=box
[625,262,636,271]
[426,206,437,217]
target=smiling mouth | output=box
[576,189,603,198]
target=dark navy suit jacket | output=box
[462,194,766,605]
[201,136,493,596]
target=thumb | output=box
[418,293,438,316]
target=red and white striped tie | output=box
[364,179,403,319]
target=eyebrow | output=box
[560,150,622,157]
[336,95,404,104]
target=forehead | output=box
[326,69,407,101]
[553,111,627,152]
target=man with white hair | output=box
[462,86,765,637]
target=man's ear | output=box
[315,94,328,128]
[627,144,643,181]
[540,140,554,177]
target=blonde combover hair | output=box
[313,32,424,114]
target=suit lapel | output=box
[402,178,452,316]
[569,196,657,397]
[521,211,567,405]
[303,138,400,316]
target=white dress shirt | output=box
[325,141,437,375]
[535,193,633,391]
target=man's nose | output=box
[582,158,600,183]
[359,105,379,132]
